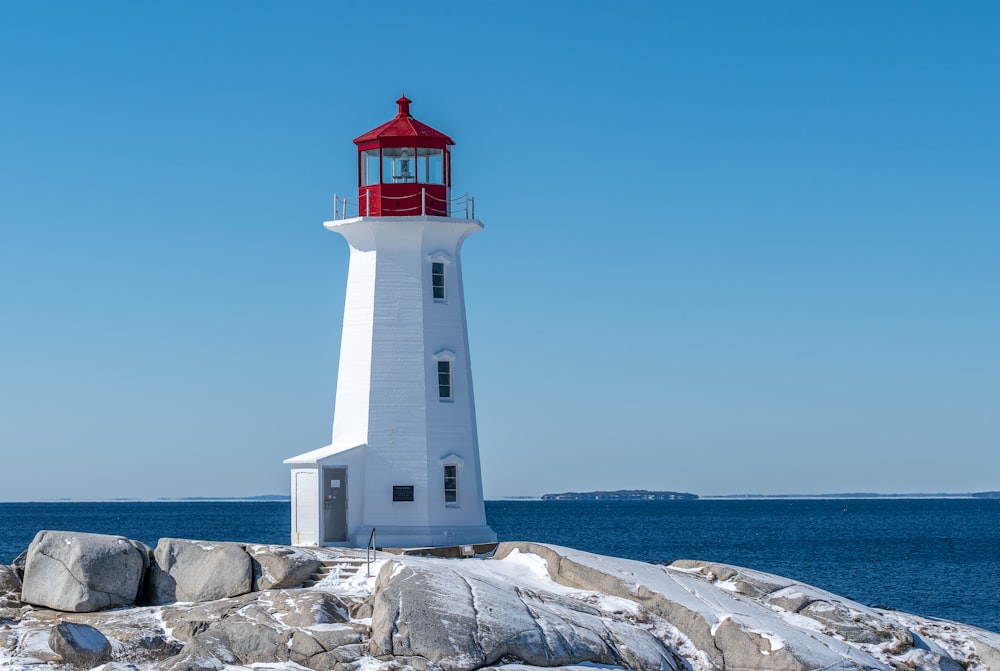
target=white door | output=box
[294,470,318,545]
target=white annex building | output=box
[285,97,497,549]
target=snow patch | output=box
[461,548,579,596]
[717,578,739,592]
[758,630,786,653]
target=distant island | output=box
[541,490,698,501]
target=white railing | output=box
[331,189,476,220]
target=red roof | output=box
[353,96,454,146]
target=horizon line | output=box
[2,491,999,504]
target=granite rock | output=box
[370,558,680,671]
[246,544,321,590]
[148,539,252,605]
[21,531,149,612]
[3,535,998,671]
[49,622,112,668]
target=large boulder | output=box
[245,544,320,590]
[370,558,681,671]
[495,543,892,671]
[148,539,252,605]
[49,622,112,668]
[21,531,150,612]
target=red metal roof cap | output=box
[395,95,411,117]
[353,96,454,146]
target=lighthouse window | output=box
[437,360,452,399]
[417,148,445,185]
[361,150,380,186]
[431,262,446,301]
[444,465,458,504]
[383,147,416,184]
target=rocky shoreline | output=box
[1,531,999,670]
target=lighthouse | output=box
[284,97,497,549]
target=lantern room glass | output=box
[382,147,416,184]
[417,148,445,185]
[361,150,379,186]
[363,148,448,186]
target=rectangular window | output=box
[444,465,458,504]
[417,148,445,184]
[361,149,380,186]
[431,262,446,301]
[437,360,452,399]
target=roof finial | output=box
[395,94,412,118]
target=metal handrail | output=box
[332,190,475,220]
[366,527,376,577]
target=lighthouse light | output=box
[382,147,417,184]
[399,154,413,179]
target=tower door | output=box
[322,467,348,543]
[293,470,318,545]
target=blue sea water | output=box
[1,498,997,633]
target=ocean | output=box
[1,498,997,633]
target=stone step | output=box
[300,557,373,587]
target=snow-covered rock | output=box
[48,622,112,668]
[245,543,321,590]
[148,538,252,605]
[21,531,150,612]
[370,557,681,671]
[491,543,994,671]
[155,588,366,670]
[2,536,999,671]
[159,588,350,642]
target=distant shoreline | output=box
[518,491,1000,501]
[2,492,998,504]
[703,492,1000,500]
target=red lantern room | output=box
[353,96,454,217]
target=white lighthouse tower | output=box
[285,97,496,549]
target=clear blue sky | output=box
[1,2,997,500]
